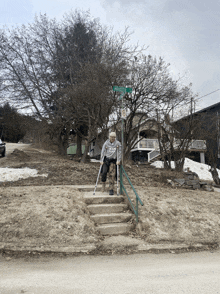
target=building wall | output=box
[89,138,104,159]
[176,103,220,168]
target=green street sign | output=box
[113,86,126,93]
[113,86,132,93]
[126,87,132,93]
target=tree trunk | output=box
[81,126,91,163]
[210,164,220,185]
[76,133,82,158]
[81,141,90,163]
[58,127,70,156]
[58,135,68,156]
[160,145,171,169]
[164,159,171,169]
[175,159,185,172]
[174,152,185,172]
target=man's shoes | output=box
[109,189,114,195]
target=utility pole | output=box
[191,97,193,115]
[190,97,194,127]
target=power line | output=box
[195,89,220,101]
[172,88,220,109]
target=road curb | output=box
[91,240,220,255]
[0,242,219,257]
[0,243,97,255]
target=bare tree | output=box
[0,102,26,142]
[156,110,197,171]
[161,104,220,176]
[193,111,220,184]
[0,10,140,157]
[112,54,195,162]
[65,62,118,162]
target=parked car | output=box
[0,139,6,157]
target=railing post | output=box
[136,196,138,223]
[119,166,143,222]
[120,165,123,195]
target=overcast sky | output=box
[1,0,220,111]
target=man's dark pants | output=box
[101,157,117,190]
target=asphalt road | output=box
[1,250,220,294]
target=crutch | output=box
[93,151,105,195]
[93,164,102,195]
[116,145,119,196]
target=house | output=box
[174,101,220,168]
[67,131,105,159]
[85,112,207,163]
[130,118,160,162]
[67,144,86,156]
[88,136,103,159]
[128,116,206,163]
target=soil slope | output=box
[0,144,220,251]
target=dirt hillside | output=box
[1,144,220,250]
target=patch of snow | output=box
[0,167,48,182]
[151,158,219,181]
[90,159,100,163]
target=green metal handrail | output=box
[120,165,144,223]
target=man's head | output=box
[109,132,116,143]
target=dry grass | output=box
[1,144,220,247]
[127,186,220,244]
[0,186,99,247]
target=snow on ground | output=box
[151,157,220,181]
[90,159,100,163]
[0,157,218,183]
[0,167,48,182]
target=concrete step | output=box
[85,191,121,197]
[97,223,134,235]
[84,195,124,205]
[91,212,133,224]
[87,203,128,215]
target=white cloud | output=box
[1,0,220,110]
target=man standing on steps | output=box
[100,132,121,195]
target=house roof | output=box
[194,101,220,115]
[175,101,220,123]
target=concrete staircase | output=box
[84,191,134,235]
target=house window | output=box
[93,142,95,146]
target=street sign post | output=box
[113,86,132,194]
[121,109,126,119]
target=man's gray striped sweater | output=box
[100,139,122,162]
